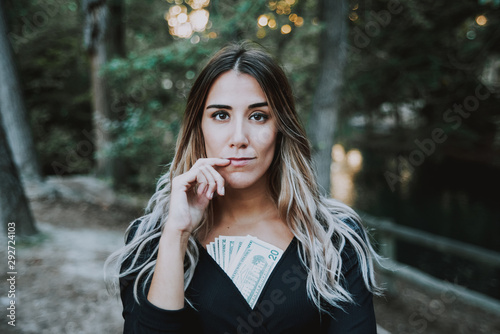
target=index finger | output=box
[196,158,231,167]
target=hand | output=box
[164,158,230,236]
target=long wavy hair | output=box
[105,42,381,313]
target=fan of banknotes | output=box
[206,235,284,308]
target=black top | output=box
[120,227,376,333]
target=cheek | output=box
[202,125,219,156]
[254,126,278,153]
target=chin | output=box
[222,172,264,190]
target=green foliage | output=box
[102,40,216,190]
[9,0,499,193]
[5,0,92,177]
[341,0,500,162]
[99,0,322,191]
[5,0,323,191]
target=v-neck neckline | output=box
[195,235,298,312]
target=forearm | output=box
[147,228,190,310]
[122,277,198,334]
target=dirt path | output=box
[1,222,125,334]
[1,176,140,334]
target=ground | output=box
[0,176,499,334]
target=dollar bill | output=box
[220,238,227,271]
[214,237,219,264]
[224,237,235,273]
[206,235,284,308]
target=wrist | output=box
[163,217,193,238]
[159,226,191,251]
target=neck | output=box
[213,177,278,227]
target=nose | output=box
[229,117,249,148]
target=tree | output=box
[0,117,38,236]
[105,0,129,184]
[82,0,116,183]
[107,0,126,58]
[306,0,348,194]
[0,0,42,183]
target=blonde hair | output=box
[105,42,381,314]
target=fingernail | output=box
[209,192,213,199]
[221,187,225,196]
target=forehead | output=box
[205,70,267,105]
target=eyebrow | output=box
[206,102,268,110]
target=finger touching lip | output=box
[208,158,231,166]
[227,158,255,167]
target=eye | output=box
[211,111,229,121]
[250,112,269,122]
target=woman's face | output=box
[201,70,278,190]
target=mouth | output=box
[226,157,256,167]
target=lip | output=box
[226,157,255,167]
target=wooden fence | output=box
[360,212,500,315]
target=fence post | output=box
[379,231,396,260]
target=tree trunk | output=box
[0,0,42,183]
[83,0,115,182]
[307,0,348,195]
[0,119,38,236]
[91,40,115,179]
[106,0,130,185]
[108,0,126,58]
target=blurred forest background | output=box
[1,0,500,332]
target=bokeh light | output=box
[190,35,200,44]
[255,0,304,37]
[476,15,487,26]
[466,30,477,40]
[162,78,173,90]
[330,144,362,206]
[171,5,182,15]
[346,149,363,172]
[177,13,188,23]
[294,16,303,27]
[176,22,193,38]
[258,15,269,27]
[186,0,210,10]
[275,0,292,15]
[332,144,345,162]
[190,9,209,31]
[165,0,210,38]
[257,28,266,38]
[281,24,292,34]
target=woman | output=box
[106,42,381,333]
